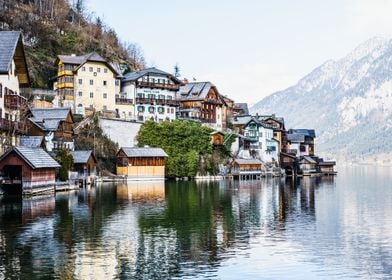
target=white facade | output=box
[258,126,279,163]
[0,59,20,120]
[122,74,178,122]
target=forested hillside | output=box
[0,0,145,88]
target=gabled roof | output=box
[71,150,97,164]
[177,82,223,102]
[29,108,73,132]
[20,136,44,148]
[233,103,249,115]
[122,67,181,83]
[210,131,225,136]
[0,31,30,86]
[0,146,60,169]
[231,115,252,125]
[244,116,274,130]
[289,129,316,138]
[318,161,336,166]
[300,156,317,164]
[119,147,168,158]
[287,133,305,142]
[55,52,120,76]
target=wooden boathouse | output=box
[116,147,168,180]
[71,150,97,185]
[232,158,264,180]
[318,161,337,175]
[0,146,60,195]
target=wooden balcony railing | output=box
[135,98,179,106]
[137,81,180,90]
[0,118,28,134]
[4,94,27,110]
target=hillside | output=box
[251,37,392,163]
[0,0,145,88]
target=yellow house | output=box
[116,147,168,180]
[54,52,128,116]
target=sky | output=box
[86,0,392,105]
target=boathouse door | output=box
[2,165,23,194]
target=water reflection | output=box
[0,168,391,279]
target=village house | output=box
[28,108,75,151]
[70,150,97,184]
[0,146,60,195]
[231,115,252,135]
[210,131,225,146]
[256,115,287,154]
[54,52,122,116]
[318,160,337,175]
[298,156,318,175]
[177,82,228,130]
[116,147,168,180]
[287,129,316,157]
[121,67,181,122]
[243,117,279,164]
[232,103,249,116]
[0,31,30,153]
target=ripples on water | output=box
[0,166,392,279]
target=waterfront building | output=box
[256,115,287,154]
[121,67,181,122]
[298,156,318,175]
[71,150,97,183]
[0,31,30,152]
[318,160,337,175]
[287,129,316,157]
[116,147,168,180]
[231,158,264,180]
[177,82,228,130]
[243,117,279,164]
[28,108,75,151]
[54,52,122,116]
[0,146,60,195]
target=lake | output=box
[0,166,391,279]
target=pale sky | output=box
[87,0,392,105]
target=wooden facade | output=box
[0,147,60,195]
[318,161,337,175]
[116,147,168,180]
[211,131,225,146]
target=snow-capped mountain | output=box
[251,37,392,161]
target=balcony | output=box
[4,94,27,110]
[137,81,180,91]
[136,97,154,105]
[115,98,133,105]
[166,99,179,106]
[0,119,28,134]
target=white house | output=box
[121,67,181,122]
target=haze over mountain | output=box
[251,37,392,162]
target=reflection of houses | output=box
[177,82,228,130]
[280,152,297,176]
[0,146,60,195]
[121,67,181,122]
[0,31,30,152]
[71,150,97,183]
[28,108,74,151]
[116,147,168,180]
[232,158,264,180]
[116,181,165,202]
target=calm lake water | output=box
[0,166,392,279]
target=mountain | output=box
[251,37,392,162]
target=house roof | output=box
[71,150,96,164]
[233,103,249,115]
[289,129,316,138]
[177,82,223,102]
[20,136,44,148]
[56,52,120,76]
[119,147,168,158]
[318,161,336,166]
[0,146,60,169]
[231,115,252,126]
[301,156,317,164]
[234,158,263,165]
[0,31,30,86]
[210,131,225,136]
[122,67,181,83]
[29,108,73,132]
[287,133,305,142]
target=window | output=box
[78,91,82,97]
[90,80,93,85]
[137,106,144,112]
[89,67,93,72]
[158,107,164,114]
[104,68,108,73]
[103,105,107,111]
[147,94,155,99]
[82,66,86,71]
[171,108,174,114]
[103,81,107,86]
[90,92,94,98]
[137,93,145,98]
[0,83,2,98]
[103,93,107,99]
[115,80,120,86]
[97,68,101,73]
[167,95,173,100]
[78,79,82,85]
[167,108,170,113]
[149,106,155,113]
